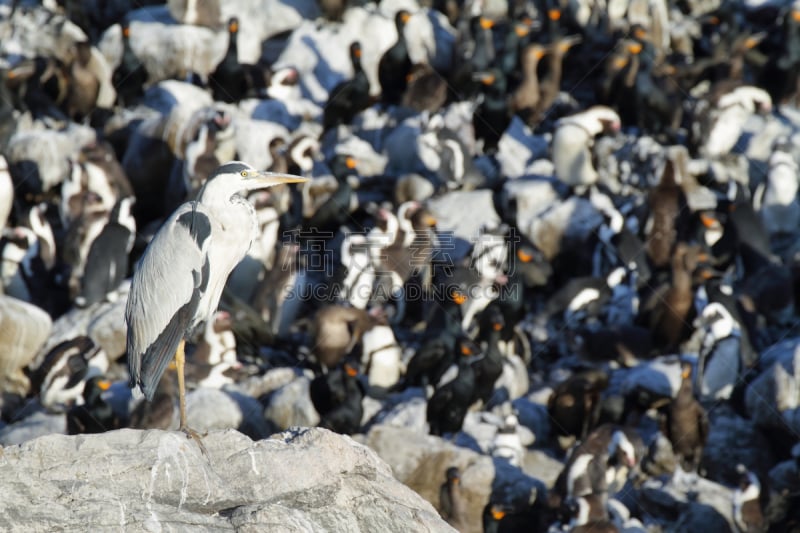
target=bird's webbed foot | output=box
[180,425,209,456]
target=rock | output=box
[360,425,543,533]
[0,295,52,395]
[168,0,222,28]
[427,190,501,260]
[263,375,320,430]
[619,355,683,399]
[366,389,428,432]
[141,79,214,117]
[383,115,438,176]
[701,404,774,484]
[395,174,436,203]
[184,387,274,440]
[233,117,289,172]
[642,433,678,477]
[249,91,319,128]
[273,10,395,102]
[639,470,736,531]
[6,125,96,193]
[458,411,504,453]
[33,284,129,368]
[332,134,388,178]
[0,6,88,63]
[669,501,734,533]
[496,117,550,179]
[0,428,453,532]
[501,177,560,230]
[746,340,800,429]
[232,367,301,399]
[769,458,799,495]
[219,0,316,47]
[0,408,65,446]
[419,9,457,73]
[98,9,207,80]
[511,396,551,445]
[759,336,800,369]
[523,196,604,261]
[520,449,564,489]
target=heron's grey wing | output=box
[125,202,212,400]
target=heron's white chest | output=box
[197,199,259,320]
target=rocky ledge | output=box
[0,427,453,532]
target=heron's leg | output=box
[175,340,208,456]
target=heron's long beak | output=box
[252,171,309,186]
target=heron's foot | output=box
[180,425,209,456]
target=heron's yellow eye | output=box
[241,170,248,177]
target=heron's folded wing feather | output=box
[125,202,212,399]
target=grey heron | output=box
[125,161,307,444]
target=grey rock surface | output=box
[6,125,97,192]
[0,408,65,446]
[701,404,774,483]
[263,375,320,430]
[34,283,129,368]
[523,196,604,261]
[0,427,454,532]
[232,366,301,399]
[639,469,736,531]
[427,189,501,260]
[184,387,274,440]
[0,295,52,395]
[359,424,544,533]
[746,341,800,429]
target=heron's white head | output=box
[198,161,308,201]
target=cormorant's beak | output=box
[628,43,643,54]
[98,380,112,391]
[8,62,35,80]
[699,213,718,228]
[251,171,309,186]
[472,72,496,85]
[491,508,506,520]
[744,35,762,49]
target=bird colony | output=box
[1,0,800,531]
